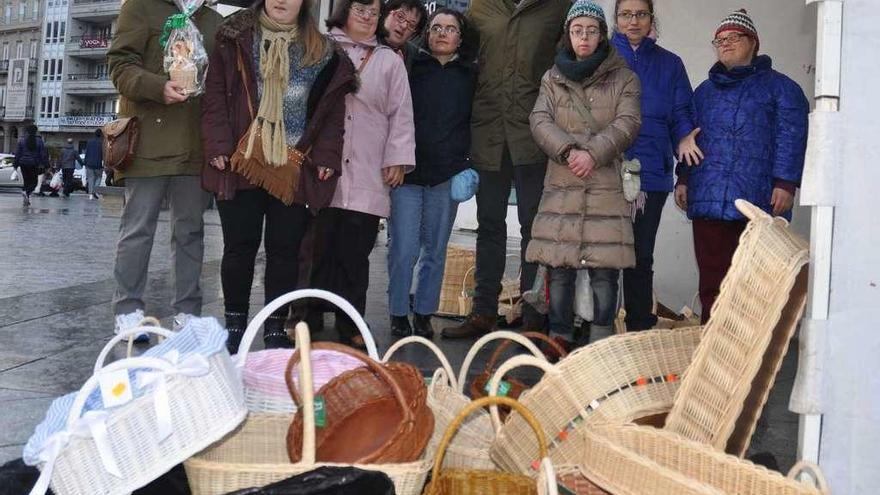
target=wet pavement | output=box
[0,188,800,472]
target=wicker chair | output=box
[489,200,811,474]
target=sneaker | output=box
[89,194,95,200]
[173,313,197,332]
[21,191,30,207]
[115,309,149,343]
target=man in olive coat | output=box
[443,0,570,338]
[107,0,221,339]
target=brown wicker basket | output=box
[285,342,433,464]
[469,332,569,420]
[423,396,555,495]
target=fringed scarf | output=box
[244,11,299,167]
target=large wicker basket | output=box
[572,424,829,495]
[184,295,434,495]
[383,337,497,471]
[437,245,476,316]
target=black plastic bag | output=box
[0,459,191,495]
[225,466,395,495]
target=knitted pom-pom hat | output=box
[716,8,759,53]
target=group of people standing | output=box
[104,0,809,354]
[14,127,105,205]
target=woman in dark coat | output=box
[387,8,477,338]
[201,0,357,353]
[13,125,49,207]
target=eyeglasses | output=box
[569,27,602,39]
[616,11,652,22]
[712,32,746,47]
[429,24,461,36]
[351,4,379,19]
[392,10,419,31]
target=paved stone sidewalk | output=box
[0,189,800,472]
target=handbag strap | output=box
[236,46,255,120]
[357,47,376,73]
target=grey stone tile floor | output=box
[0,188,800,473]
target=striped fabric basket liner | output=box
[23,318,246,495]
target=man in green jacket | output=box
[443,0,570,338]
[108,0,221,340]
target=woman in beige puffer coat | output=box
[525,0,641,347]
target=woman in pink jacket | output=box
[312,0,416,348]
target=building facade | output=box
[37,0,118,151]
[0,0,42,153]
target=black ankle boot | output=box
[225,311,248,355]
[412,313,434,339]
[390,315,412,337]
[263,314,293,349]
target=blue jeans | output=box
[387,181,458,316]
[548,267,620,341]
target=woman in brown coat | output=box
[201,0,357,353]
[526,0,641,347]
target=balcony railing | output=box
[69,36,111,50]
[0,58,39,72]
[0,14,41,25]
[67,73,111,81]
[59,113,116,127]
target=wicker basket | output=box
[29,319,246,495]
[491,200,811,473]
[382,337,497,471]
[423,396,557,495]
[456,331,547,398]
[185,313,433,495]
[437,245,476,317]
[573,424,828,495]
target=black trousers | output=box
[217,188,310,316]
[311,207,380,336]
[19,166,38,196]
[623,191,669,330]
[61,168,75,196]
[473,146,546,323]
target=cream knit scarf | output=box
[245,11,299,167]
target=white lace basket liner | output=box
[242,349,365,413]
[23,317,247,495]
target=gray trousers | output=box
[112,175,210,316]
[86,168,102,195]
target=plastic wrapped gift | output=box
[161,0,209,96]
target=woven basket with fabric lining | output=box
[184,289,432,495]
[571,424,828,495]
[489,200,811,474]
[422,396,557,495]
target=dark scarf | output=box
[555,40,610,82]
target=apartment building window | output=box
[54,96,59,117]
[56,59,62,80]
[31,0,36,17]
[15,40,22,58]
[40,96,47,118]
[19,0,25,19]
[95,63,107,78]
[51,21,58,43]
[44,21,50,42]
[42,58,48,79]
[0,88,6,106]
[59,21,65,40]
[2,43,8,61]
[29,39,36,58]
[4,2,11,23]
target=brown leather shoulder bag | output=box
[102,117,139,172]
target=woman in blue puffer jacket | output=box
[675,9,809,323]
[612,0,700,331]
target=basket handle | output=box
[93,323,175,373]
[487,354,587,433]
[284,340,414,425]
[735,199,771,221]
[457,330,546,394]
[428,367,455,393]
[539,458,558,495]
[382,336,458,390]
[460,265,476,294]
[291,323,317,464]
[787,461,829,493]
[431,396,548,483]
[485,331,568,373]
[235,289,378,367]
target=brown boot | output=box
[441,313,497,339]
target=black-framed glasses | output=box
[569,27,602,39]
[351,4,379,19]
[392,10,419,31]
[429,25,460,36]
[617,11,652,21]
[711,32,746,47]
